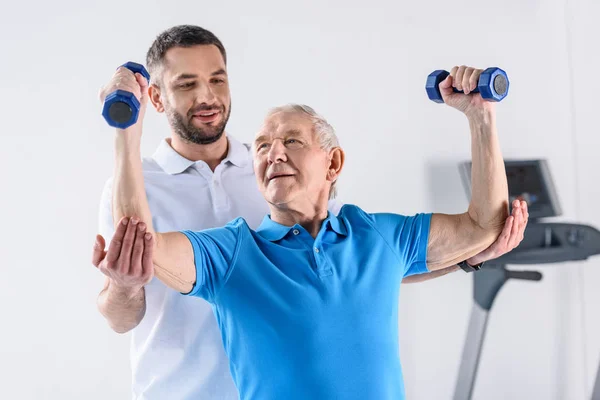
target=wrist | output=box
[466,108,495,127]
[458,259,484,273]
[114,128,142,149]
[114,136,142,163]
[465,256,481,266]
[107,280,143,301]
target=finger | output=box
[507,207,523,249]
[510,200,521,216]
[115,66,136,80]
[135,73,150,107]
[106,217,129,266]
[130,222,146,277]
[494,215,514,249]
[469,68,482,92]
[449,65,459,79]
[92,235,107,267]
[119,218,138,275]
[114,79,141,96]
[484,216,513,259]
[114,69,140,92]
[141,232,155,282]
[135,72,149,92]
[98,86,106,103]
[519,200,528,241]
[454,65,467,91]
[475,216,513,264]
[438,74,456,103]
[462,67,474,95]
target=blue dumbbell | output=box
[425,67,509,103]
[102,62,151,129]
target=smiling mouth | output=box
[269,174,293,181]
[192,110,221,124]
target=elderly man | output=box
[97,65,510,399]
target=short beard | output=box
[166,102,231,145]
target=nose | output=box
[267,139,287,165]
[195,82,217,105]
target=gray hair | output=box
[265,104,340,199]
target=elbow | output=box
[465,210,506,249]
[108,322,136,334]
[96,295,142,334]
[468,204,509,234]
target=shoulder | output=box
[199,217,252,238]
[336,204,375,227]
[339,205,431,229]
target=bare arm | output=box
[402,200,528,283]
[97,277,146,333]
[425,66,509,271]
[92,181,147,333]
[92,227,147,333]
[113,137,195,293]
[101,67,196,294]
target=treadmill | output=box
[453,159,600,400]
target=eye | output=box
[285,138,302,148]
[177,82,195,89]
[211,78,226,85]
[257,143,270,151]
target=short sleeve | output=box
[370,212,432,277]
[180,218,246,301]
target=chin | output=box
[266,191,294,207]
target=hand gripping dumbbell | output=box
[425,67,509,103]
[102,62,151,129]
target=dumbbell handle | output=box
[435,70,483,94]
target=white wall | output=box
[1,0,598,399]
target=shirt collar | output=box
[152,135,250,175]
[257,211,348,242]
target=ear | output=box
[326,147,344,183]
[149,84,165,113]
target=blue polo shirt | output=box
[181,204,431,400]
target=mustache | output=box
[188,103,224,116]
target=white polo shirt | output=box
[98,135,343,400]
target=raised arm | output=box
[101,66,196,293]
[425,66,509,271]
[402,200,527,283]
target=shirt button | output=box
[314,248,320,253]
[292,229,300,235]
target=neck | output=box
[269,196,330,238]
[168,134,229,171]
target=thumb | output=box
[135,73,150,107]
[438,74,455,103]
[92,234,107,267]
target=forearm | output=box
[113,134,155,234]
[97,278,145,333]
[467,111,509,231]
[112,134,194,293]
[401,265,460,283]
